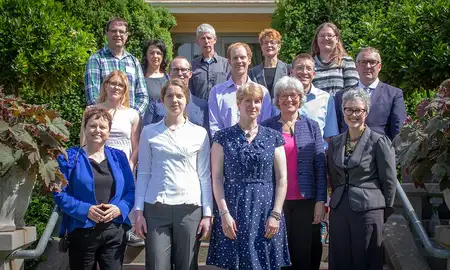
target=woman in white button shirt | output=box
[134,78,213,270]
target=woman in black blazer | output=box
[249,28,290,99]
[327,88,397,270]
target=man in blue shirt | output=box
[143,56,210,134]
[291,53,339,148]
[290,53,339,270]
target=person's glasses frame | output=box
[108,29,128,35]
[318,34,337,40]
[357,60,380,68]
[170,68,191,74]
[279,93,300,101]
[107,81,126,90]
[343,108,366,116]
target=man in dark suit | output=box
[143,56,210,134]
[335,47,407,140]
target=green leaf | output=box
[0,120,9,133]
[0,143,15,176]
[38,159,58,187]
[10,124,38,151]
[45,116,70,139]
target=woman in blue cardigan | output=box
[262,76,327,270]
[53,107,135,270]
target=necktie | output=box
[364,86,372,97]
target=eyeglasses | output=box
[279,93,300,101]
[293,65,314,72]
[108,29,127,35]
[318,34,336,39]
[107,81,125,89]
[170,68,191,74]
[357,60,380,68]
[262,40,279,46]
[343,108,366,116]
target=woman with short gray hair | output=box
[327,87,397,270]
[262,76,327,269]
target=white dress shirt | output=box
[135,118,213,216]
[358,78,380,97]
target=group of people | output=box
[53,16,407,270]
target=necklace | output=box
[240,124,258,138]
[280,115,298,137]
[345,126,366,156]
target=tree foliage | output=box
[272,0,450,102]
[271,0,389,63]
[0,0,97,95]
[349,0,450,94]
[55,0,176,61]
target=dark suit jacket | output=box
[261,114,327,202]
[327,127,397,212]
[143,94,210,134]
[249,60,291,98]
[335,82,407,140]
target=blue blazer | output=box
[53,146,135,236]
[143,94,210,134]
[249,60,291,98]
[335,82,407,140]
[261,114,327,202]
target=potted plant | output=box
[393,79,450,209]
[0,94,70,232]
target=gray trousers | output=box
[329,191,384,270]
[144,203,202,270]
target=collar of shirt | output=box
[358,77,379,90]
[103,45,130,60]
[223,75,253,89]
[201,53,218,64]
[305,84,320,101]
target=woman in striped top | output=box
[311,22,359,96]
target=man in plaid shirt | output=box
[84,17,148,116]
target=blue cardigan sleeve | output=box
[312,121,327,202]
[52,150,93,222]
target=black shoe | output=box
[126,231,145,247]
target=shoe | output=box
[126,230,145,247]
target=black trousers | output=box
[68,223,128,270]
[282,199,322,270]
[329,192,384,270]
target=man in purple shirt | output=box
[208,42,272,136]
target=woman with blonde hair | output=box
[81,70,142,246]
[311,22,359,96]
[135,78,213,270]
[207,81,291,269]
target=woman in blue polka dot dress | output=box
[206,82,291,269]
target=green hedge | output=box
[272,0,450,114]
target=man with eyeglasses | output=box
[143,56,210,133]
[289,53,338,270]
[84,17,148,117]
[190,23,230,101]
[335,47,407,140]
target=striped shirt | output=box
[312,55,359,96]
[84,46,148,116]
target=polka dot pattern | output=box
[207,124,291,269]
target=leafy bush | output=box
[55,0,176,62]
[0,0,96,95]
[349,0,450,94]
[271,0,389,62]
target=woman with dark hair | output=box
[135,78,213,270]
[142,39,169,101]
[311,22,359,96]
[53,107,135,269]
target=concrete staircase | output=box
[123,241,329,270]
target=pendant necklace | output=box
[280,117,296,137]
[240,124,258,138]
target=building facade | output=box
[146,0,276,66]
